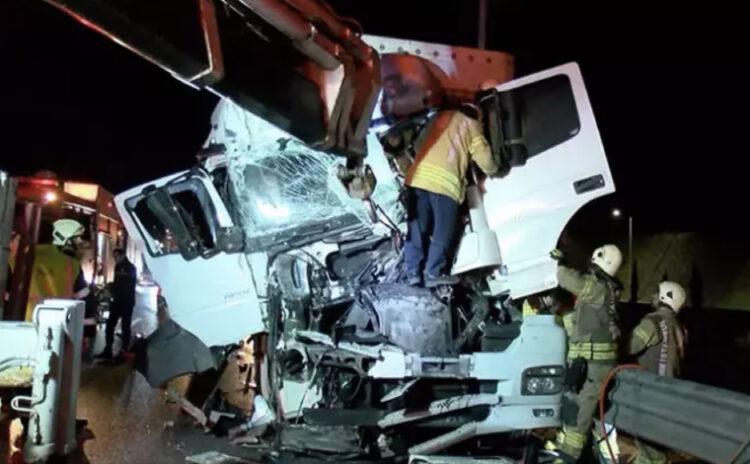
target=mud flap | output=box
[134,319,219,387]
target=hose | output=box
[598,364,642,464]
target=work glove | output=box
[550,249,564,261]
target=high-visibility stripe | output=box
[568,348,617,355]
[580,280,593,299]
[562,429,586,447]
[568,351,617,360]
[568,352,617,361]
[415,170,458,192]
[568,341,617,361]
[569,342,617,352]
[635,328,652,344]
[409,163,463,201]
[559,428,586,459]
[564,436,585,448]
[562,314,574,334]
[469,136,488,153]
[568,349,616,356]
[411,164,461,191]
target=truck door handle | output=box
[573,174,605,194]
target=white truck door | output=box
[481,63,614,298]
[115,170,264,347]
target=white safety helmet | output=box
[659,281,687,312]
[52,219,85,247]
[591,244,622,277]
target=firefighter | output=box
[545,286,621,464]
[550,244,623,464]
[25,219,90,320]
[404,104,499,287]
[627,281,687,464]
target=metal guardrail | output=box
[606,370,750,464]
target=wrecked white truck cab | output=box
[114,34,613,457]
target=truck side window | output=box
[482,74,580,170]
[132,198,180,256]
[172,190,216,250]
[127,178,220,257]
[519,74,580,158]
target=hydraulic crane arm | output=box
[41,0,381,161]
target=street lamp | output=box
[612,207,636,303]
[611,207,632,267]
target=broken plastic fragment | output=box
[380,378,419,403]
[229,435,259,447]
[294,330,335,347]
[227,395,275,440]
[185,451,254,464]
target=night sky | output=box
[0,1,745,233]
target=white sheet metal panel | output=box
[483,63,614,298]
[115,173,265,347]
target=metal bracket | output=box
[336,164,377,200]
[10,395,36,414]
[187,0,225,86]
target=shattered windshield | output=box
[207,100,403,242]
[233,145,353,235]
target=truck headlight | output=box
[522,366,564,395]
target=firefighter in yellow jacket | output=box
[404,106,499,287]
[25,219,90,320]
[551,245,623,463]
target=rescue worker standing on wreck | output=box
[403,100,499,288]
[627,281,687,464]
[550,244,623,463]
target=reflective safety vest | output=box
[562,311,618,361]
[559,276,619,363]
[634,308,682,377]
[25,244,80,320]
[405,110,498,203]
